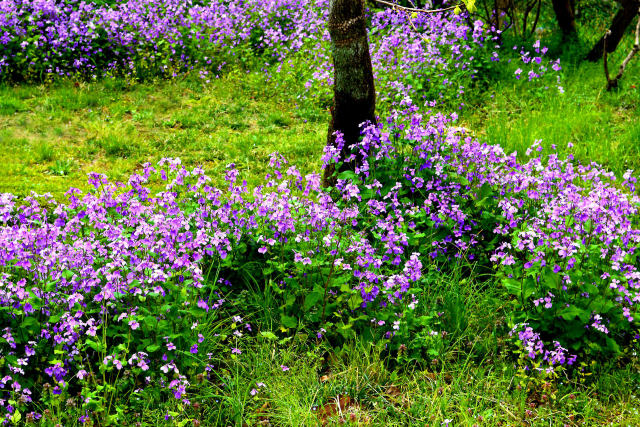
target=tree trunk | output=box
[323,0,376,186]
[491,0,512,31]
[587,0,640,61]
[552,0,576,35]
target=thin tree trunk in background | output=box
[587,0,640,61]
[493,0,511,30]
[552,0,576,35]
[324,0,376,186]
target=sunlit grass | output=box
[0,71,327,199]
[461,45,640,178]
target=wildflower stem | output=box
[321,225,345,323]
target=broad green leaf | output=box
[502,278,521,297]
[260,331,277,340]
[558,305,590,322]
[281,315,297,329]
[303,291,323,311]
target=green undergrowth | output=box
[116,271,640,426]
[174,336,640,425]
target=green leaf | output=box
[523,277,537,300]
[45,280,59,292]
[337,170,357,181]
[143,316,157,328]
[475,183,494,208]
[463,0,476,13]
[146,344,161,353]
[281,315,298,329]
[502,278,521,297]
[260,331,277,340]
[559,305,590,322]
[605,337,621,354]
[303,291,323,311]
[347,294,362,311]
[85,339,103,352]
[21,316,39,332]
[542,268,560,290]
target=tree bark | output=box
[324,0,376,186]
[551,0,576,35]
[491,0,512,31]
[587,0,640,61]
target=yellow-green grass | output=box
[461,52,640,178]
[0,72,327,199]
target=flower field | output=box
[1,0,640,425]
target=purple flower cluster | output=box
[0,0,634,421]
[510,323,577,372]
[328,93,640,370]
[0,0,328,80]
[291,6,501,108]
[0,148,436,421]
[1,0,515,112]
[511,40,563,92]
[0,161,236,421]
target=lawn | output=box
[1,0,640,426]
[0,74,326,199]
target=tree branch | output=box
[604,30,612,88]
[530,0,542,37]
[371,0,459,14]
[605,8,640,90]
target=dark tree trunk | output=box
[323,0,376,186]
[552,0,576,35]
[490,0,512,31]
[587,0,640,61]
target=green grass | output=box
[0,72,327,199]
[461,41,640,178]
[177,272,640,426]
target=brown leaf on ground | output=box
[385,385,402,397]
[256,402,270,425]
[317,395,354,425]
[385,384,412,408]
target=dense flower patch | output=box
[0,0,562,104]
[0,0,328,80]
[0,146,436,422]
[2,98,640,422]
[334,99,640,371]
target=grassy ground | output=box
[198,273,640,426]
[2,56,639,202]
[195,341,639,425]
[0,71,327,199]
[461,45,640,179]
